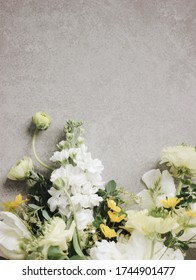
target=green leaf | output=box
[28,204,41,210]
[69,255,86,260]
[42,209,51,221]
[73,231,86,259]
[47,246,67,260]
[105,180,116,195]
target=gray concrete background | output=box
[0,0,196,259]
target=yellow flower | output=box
[160,197,182,208]
[185,210,196,218]
[107,199,121,213]
[100,224,117,239]
[2,194,27,212]
[108,210,126,223]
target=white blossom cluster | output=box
[47,144,104,230]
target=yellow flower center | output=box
[99,224,117,239]
[160,197,182,208]
[107,199,121,213]
[108,210,126,223]
[2,194,27,212]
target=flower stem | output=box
[63,187,85,258]
[32,128,54,171]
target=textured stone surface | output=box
[0,0,196,258]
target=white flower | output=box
[0,212,32,259]
[50,149,70,163]
[74,148,104,174]
[160,145,196,176]
[7,157,33,181]
[47,187,70,217]
[76,209,94,231]
[138,169,176,209]
[71,193,102,208]
[90,230,183,260]
[32,112,51,130]
[38,217,75,257]
[50,165,87,188]
[126,209,178,235]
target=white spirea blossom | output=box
[160,145,196,176]
[90,230,184,260]
[7,157,33,181]
[38,217,75,257]
[0,212,32,260]
[138,169,176,209]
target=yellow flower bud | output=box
[7,157,33,180]
[32,112,51,130]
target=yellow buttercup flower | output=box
[2,194,27,212]
[108,210,126,223]
[107,199,121,213]
[160,197,182,208]
[100,224,117,239]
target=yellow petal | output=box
[160,197,182,208]
[108,210,126,223]
[107,199,121,213]
[100,224,117,239]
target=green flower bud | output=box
[32,112,51,130]
[7,157,33,181]
[53,178,65,190]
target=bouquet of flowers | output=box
[1,112,196,260]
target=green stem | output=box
[32,128,54,171]
[63,187,85,258]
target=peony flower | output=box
[32,112,51,130]
[0,212,32,259]
[125,209,179,235]
[38,217,75,257]
[160,145,196,176]
[138,169,176,209]
[89,230,183,260]
[7,157,33,181]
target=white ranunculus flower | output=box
[38,217,75,257]
[138,169,176,209]
[7,157,33,181]
[0,212,32,259]
[89,230,184,260]
[32,112,51,130]
[76,209,94,230]
[160,145,196,176]
[126,210,179,235]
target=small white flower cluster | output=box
[48,144,104,230]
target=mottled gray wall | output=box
[0,0,196,259]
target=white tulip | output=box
[0,212,32,259]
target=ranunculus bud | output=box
[32,112,51,130]
[7,157,33,181]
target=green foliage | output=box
[47,246,67,260]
